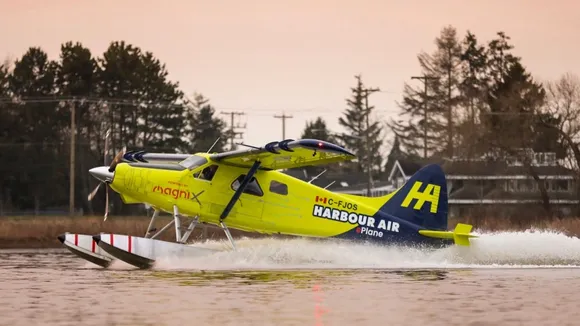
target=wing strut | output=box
[219,160,262,222]
[218,159,262,251]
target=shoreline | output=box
[0,215,262,249]
[0,215,579,249]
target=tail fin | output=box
[379,164,448,230]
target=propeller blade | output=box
[108,146,127,172]
[104,184,109,221]
[104,129,110,166]
[87,183,102,201]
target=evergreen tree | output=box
[477,34,553,214]
[338,75,384,175]
[478,33,546,152]
[384,135,404,176]
[459,31,489,124]
[0,62,10,140]
[456,31,490,158]
[484,61,547,150]
[55,41,101,213]
[136,52,185,152]
[389,26,464,158]
[0,60,13,212]
[96,41,185,152]
[299,117,336,176]
[8,47,61,211]
[0,42,196,214]
[300,117,335,142]
[182,93,229,153]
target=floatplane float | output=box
[58,138,478,269]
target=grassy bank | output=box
[1,215,579,249]
[0,215,261,249]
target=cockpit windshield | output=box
[179,155,208,170]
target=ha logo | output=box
[401,181,440,213]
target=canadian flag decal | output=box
[315,196,327,204]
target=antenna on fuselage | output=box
[237,143,261,150]
[323,181,335,189]
[308,169,327,183]
[207,137,221,153]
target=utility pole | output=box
[361,87,380,197]
[69,100,76,216]
[220,111,246,150]
[274,112,293,139]
[411,75,439,159]
[447,50,453,159]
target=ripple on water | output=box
[1,229,580,325]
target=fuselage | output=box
[107,154,451,246]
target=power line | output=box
[0,96,186,108]
[220,111,246,150]
[0,96,404,115]
[273,112,293,139]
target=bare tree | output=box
[535,73,580,215]
[541,73,580,170]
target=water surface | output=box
[2,229,580,325]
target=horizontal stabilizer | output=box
[418,223,478,246]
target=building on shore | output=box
[285,149,579,217]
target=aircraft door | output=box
[183,164,219,215]
[229,174,265,220]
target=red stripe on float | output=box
[110,233,114,246]
[92,239,96,252]
[74,234,78,246]
[128,235,132,253]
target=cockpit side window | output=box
[179,155,208,170]
[269,180,288,195]
[231,174,263,196]
[195,164,219,181]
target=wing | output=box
[207,139,356,170]
[122,150,191,163]
[119,150,192,171]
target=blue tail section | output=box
[379,164,448,231]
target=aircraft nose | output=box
[89,166,114,183]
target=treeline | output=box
[304,26,580,186]
[384,26,580,215]
[0,40,390,216]
[0,41,231,215]
[387,26,572,164]
[0,40,380,216]
[1,26,579,216]
[306,26,580,218]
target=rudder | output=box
[378,164,448,230]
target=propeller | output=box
[108,145,127,173]
[87,130,126,221]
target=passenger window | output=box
[269,180,288,195]
[195,165,218,181]
[231,174,263,196]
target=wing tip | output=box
[294,139,356,157]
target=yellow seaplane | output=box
[58,138,477,269]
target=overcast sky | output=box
[2,0,579,152]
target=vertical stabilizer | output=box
[378,164,448,230]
